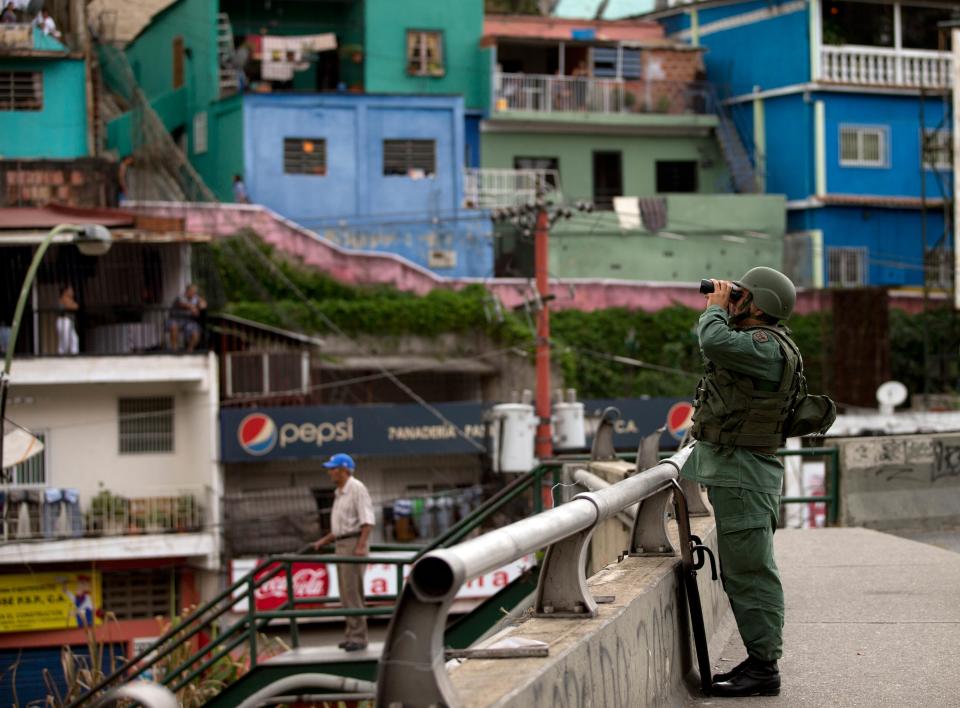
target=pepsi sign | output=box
[238,413,278,456]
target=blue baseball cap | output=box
[322,453,355,470]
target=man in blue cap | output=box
[313,453,375,651]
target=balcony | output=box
[0,485,216,564]
[493,73,713,117]
[820,45,952,89]
[463,168,562,209]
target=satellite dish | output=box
[876,380,908,415]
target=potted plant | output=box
[176,494,198,531]
[89,485,128,535]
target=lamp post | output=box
[0,223,112,474]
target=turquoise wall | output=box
[0,59,87,158]
[191,93,245,201]
[363,0,488,111]
[125,0,219,129]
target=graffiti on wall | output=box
[842,435,960,484]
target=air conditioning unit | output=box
[428,249,457,269]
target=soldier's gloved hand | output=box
[705,279,732,309]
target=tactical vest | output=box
[691,325,802,454]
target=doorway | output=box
[592,151,623,210]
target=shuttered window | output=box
[118,397,174,454]
[383,139,436,176]
[0,71,42,111]
[103,568,176,620]
[284,137,327,175]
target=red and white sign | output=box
[231,554,536,612]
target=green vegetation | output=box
[211,233,959,401]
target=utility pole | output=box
[491,191,592,460]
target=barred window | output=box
[103,568,176,620]
[383,139,436,177]
[839,126,887,167]
[922,129,951,171]
[406,30,444,77]
[225,351,308,398]
[827,247,868,287]
[0,71,43,111]
[118,397,174,454]
[284,137,327,175]
[8,431,46,485]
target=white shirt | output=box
[330,475,375,537]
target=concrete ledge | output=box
[450,516,729,707]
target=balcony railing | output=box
[6,307,210,357]
[820,45,953,89]
[0,486,207,542]
[493,72,713,116]
[463,168,562,208]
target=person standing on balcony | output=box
[233,174,250,203]
[683,267,801,698]
[313,453,374,652]
[166,283,207,352]
[56,285,79,355]
[1,4,17,23]
[33,8,60,39]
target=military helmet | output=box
[734,266,796,320]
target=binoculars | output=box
[699,279,743,302]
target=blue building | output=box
[240,93,492,278]
[648,0,956,289]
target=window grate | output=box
[839,126,887,167]
[7,432,46,485]
[827,247,868,287]
[922,129,951,171]
[0,72,42,111]
[383,139,436,176]
[406,30,444,77]
[284,137,327,175]
[118,397,174,454]
[103,568,175,620]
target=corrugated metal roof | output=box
[87,0,180,45]
[553,0,656,20]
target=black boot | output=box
[711,657,750,684]
[711,658,780,697]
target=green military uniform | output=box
[682,304,799,663]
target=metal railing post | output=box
[285,560,300,649]
[828,447,840,525]
[247,581,258,669]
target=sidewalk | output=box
[688,528,960,708]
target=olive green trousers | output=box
[707,485,784,661]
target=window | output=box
[406,30,444,77]
[621,49,642,80]
[7,431,46,485]
[172,36,185,90]
[828,247,868,287]
[0,71,42,111]
[591,47,617,78]
[192,111,208,155]
[103,568,176,620]
[284,137,327,175]
[901,5,953,51]
[118,397,174,454]
[839,126,887,167]
[225,351,309,398]
[921,129,951,171]
[656,160,698,193]
[514,156,560,188]
[383,139,436,177]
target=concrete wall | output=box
[481,126,729,198]
[7,360,218,505]
[449,516,728,707]
[241,93,493,278]
[835,432,960,530]
[364,0,489,111]
[0,58,88,159]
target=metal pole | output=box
[534,204,553,460]
[0,224,77,474]
[952,27,960,310]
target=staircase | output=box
[69,465,554,707]
[97,42,217,202]
[708,87,760,194]
[217,13,240,98]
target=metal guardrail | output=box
[377,446,695,707]
[780,446,840,526]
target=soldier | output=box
[683,266,801,698]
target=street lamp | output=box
[0,223,112,474]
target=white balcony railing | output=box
[820,45,953,89]
[463,168,562,209]
[493,72,712,116]
[1,485,208,542]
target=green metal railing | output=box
[779,446,840,525]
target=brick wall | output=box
[0,159,119,208]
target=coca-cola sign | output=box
[254,562,331,611]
